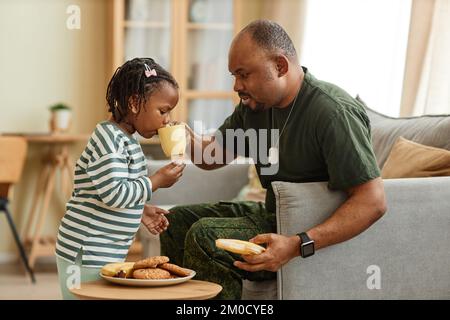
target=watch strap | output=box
[298,232,310,244]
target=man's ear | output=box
[275,55,289,77]
[128,95,139,114]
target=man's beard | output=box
[252,102,266,112]
[239,94,267,112]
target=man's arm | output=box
[185,124,237,170]
[306,177,386,251]
[234,177,387,272]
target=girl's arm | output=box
[86,153,152,209]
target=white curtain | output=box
[300,0,411,117]
[399,0,435,116]
[413,0,450,115]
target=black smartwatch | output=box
[297,232,315,258]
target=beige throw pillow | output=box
[235,165,267,202]
[381,137,450,178]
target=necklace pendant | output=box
[268,147,279,165]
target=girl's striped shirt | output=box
[55,121,152,267]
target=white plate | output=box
[100,270,196,287]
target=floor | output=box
[0,261,61,300]
[0,246,143,300]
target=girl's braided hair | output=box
[106,57,178,122]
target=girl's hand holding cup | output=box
[150,161,186,191]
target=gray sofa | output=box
[142,105,450,299]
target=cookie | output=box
[133,268,171,279]
[133,256,169,269]
[159,263,192,277]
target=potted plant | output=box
[49,103,72,133]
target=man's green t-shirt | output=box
[217,67,380,213]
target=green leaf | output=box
[49,103,71,111]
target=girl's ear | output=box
[128,95,139,114]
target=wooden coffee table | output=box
[70,279,222,300]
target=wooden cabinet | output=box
[112,0,242,133]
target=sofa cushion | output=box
[357,96,450,168]
[147,160,250,206]
[381,137,450,178]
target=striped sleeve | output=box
[86,153,152,208]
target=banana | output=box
[101,262,135,278]
[215,239,266,255]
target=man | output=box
[160,20,387,299]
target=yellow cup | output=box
[157,124,187,159]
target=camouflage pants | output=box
[160,201,277,300]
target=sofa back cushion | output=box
[358,97,450,168]
[147,160,249,206]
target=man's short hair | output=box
[241,20,297,61]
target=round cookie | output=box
[133,256,169,269]
[159,263,192,277]
[133,268,171,279]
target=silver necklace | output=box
[268,86,301,165]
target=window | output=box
[301,0,412,117]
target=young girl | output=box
[55,57,185,299]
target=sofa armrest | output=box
[272,177,450,299]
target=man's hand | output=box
[233,233,300,272]
[168,121,193,141]
[181,121,234,171]
[141,204,170,235]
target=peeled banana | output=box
[101,262,135,278]
[215,239,266,255]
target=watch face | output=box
[301,241,315,258]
